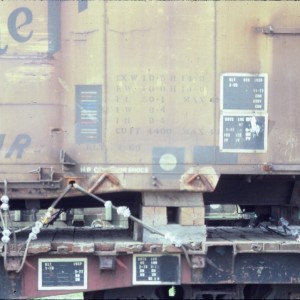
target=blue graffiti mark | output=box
[5,134,31,159]
[78,1,88,13]
[0,44,8,55]
[0,135,5,149]
[0,2,89,56]
[8,7,33,43]
[48,1,61,54]
[0,134,31,159]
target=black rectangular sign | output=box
[38,258,87,290]
[221,74,267,110]
[221,114,267,152]
[133,254,180,285]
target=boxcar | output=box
[1,1,300,299]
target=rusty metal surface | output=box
[8,226,300,256]
[0,262,21,299]
[206,227,300,253]
[0,226,299,298]
[1,2,300,196]
[15,226,300,298]
[22,255,132,299]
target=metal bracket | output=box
[60,150,76,167]
[99,256,116,270]
[256,25,300,35]
[88,173,120,193]
[39,167,54,182]
[0,168,62,191]
[180,167,219,192]
[191,255,206,269]
[5,255,22,272]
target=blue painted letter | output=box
[8,7,33,43]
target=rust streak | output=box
[199,175,214,192]
[115,257,128,269]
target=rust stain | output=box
[28,245,51,254]
[115,244,143,253]
[24,261,36,271]
[94,243,115,252]
[72,243,95,253]
[116,257,128,269]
